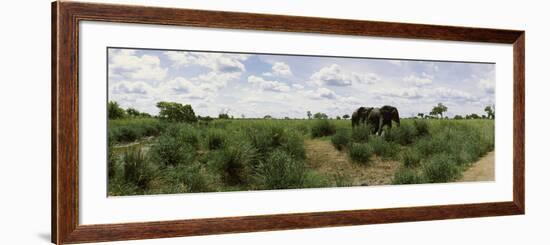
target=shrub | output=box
[348,143,374,164]
[302,171,330,188]
[108,135,118,179]
[413,120,429,136]
[384,123,417,145]
[401,148,421,167]
[123,148,155,190]
[211,141,257,185]
[150,131,196,167]
[392,167,423,185]
[172,124,200,149]
[245,124,285,157]
[369,136,399,160]
[351,125,371,143]
[254,150,307,189]
[163,163,214,193]
[280,130,307,160]
[116,127,140,143]
[422,154,460,183]
[205,128,226,150]
[311,119,336,138]
[331,129,351,151]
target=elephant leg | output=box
[378,117,384,136]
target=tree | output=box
[156,101,197,123]
[218,113,230,119]
[484,105,495,119]
[466,113,481,119]
[430,103,448,119]
[336,116,342,120]
[453,115,463,120]
[307,111,312,119]
[313,112,328,120]
[342,114,350,120]
[264,115,273,119]
[108,101,126,119]
[417,113,425,119]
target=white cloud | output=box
[479,78,495,94]
[247,75,290,92]
[263,62,293,77]
[292,84,305,90]
[309,64,379,86]
[404,73,433,87]
[164,51,248,72]
[111,81,154,95]
[191,71,240,92]
[109,49,167,81]
[161,77,210,99]
[310,64,351,86]
[302,87,337,100]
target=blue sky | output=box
[108,48,495,119]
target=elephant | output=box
[366,105,400,136]
[351,107,373,128]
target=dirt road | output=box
[304,139,400,186]
[458,151,495,182]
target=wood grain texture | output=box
[513,33,525,213]
[51,1,525,244]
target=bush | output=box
[150,131,196,167]
[168,124,200,149]
[162,163,214,193]
[302,171,330,188]
[348,143,374,164]
[392,167,423,185]
[210,141,257,185]
[109,118,166,143]
[254,150,308,189]
[205,128,227,150]
[369,136,399,160]
[331,129,351,151]
[421,154,460,183]
[351,125,371,143]
[384,123,417,145]
[245,124,285,157]
[280,130,307,160]
[311,119,336,138]
[122,148,155,190]
[413,120,429,136]
[108,135,118,179]
[401,148,421,167]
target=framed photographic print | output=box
[52,1,525,244]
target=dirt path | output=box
[304,139,401,186]
[458,151,495,182]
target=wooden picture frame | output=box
[52,1,525,244]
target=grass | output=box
[348,143,374,164]
[109,118,166,143]
[331,128,351,151]
[311,119,336,138]
[108,118,495,195]
[254,150,308,189]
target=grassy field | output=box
[108,118,494,196]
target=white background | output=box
[0,0,547,244]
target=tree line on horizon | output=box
[108,101,495,124]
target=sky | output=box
[108,47,495,119]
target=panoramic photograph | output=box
[107,47,495,196]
